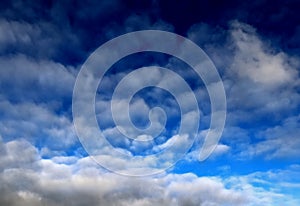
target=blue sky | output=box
[0,0,300,205]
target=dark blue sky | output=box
[1,0,299,64]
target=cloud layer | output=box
[1,1,300,205]
[1,138,299,206]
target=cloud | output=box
[0,51,79,155]
[1,138,300,206]
[188,20,299,117]
[226,165,300,205]
[224,22,300,160]
[0,100,78,153]
[0,0,299,205]
[230,21,299,87]
[0,136,40,172]
[91,19,300,165]
[243,115,300,159]
[225,21,300,120]
[186,20,300,162]
[0,54,76,102]
[0,18,81,63]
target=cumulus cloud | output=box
[0,54,76,102]
[0,51,79,155]
[1,138,299,206]
[1,1,299,203]
[92,19,300,165]
[0,100,77,153]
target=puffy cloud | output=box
[224,21,300,121]
[1,138,299,206]
[0,2,299,203]
[222,21,300,159]
[0,100,77,152]
[0,54,76,102]
[0,53,78,154]
[189,20,299,117]
[0,136,40,172]
[230,21,299,87]
[186,20,300,162]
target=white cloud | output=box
[213,144,230,155]
[184,143,230,162]
[230,21,299,87]
[187,21,300,120]
[243,115,300,159]
[1,139,299,206]
[0,54,76,101]
[226,165,300,206]
[0,100,77,151]
[186,20,300,162]
[223,21,300,119]
[1,15,299,205]
[0,137,40,172]
[227,21,300,116]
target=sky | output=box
[0,0,300,205]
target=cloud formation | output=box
[188,21,300,161]
[0,1,300,205]
[1,138,299,206]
